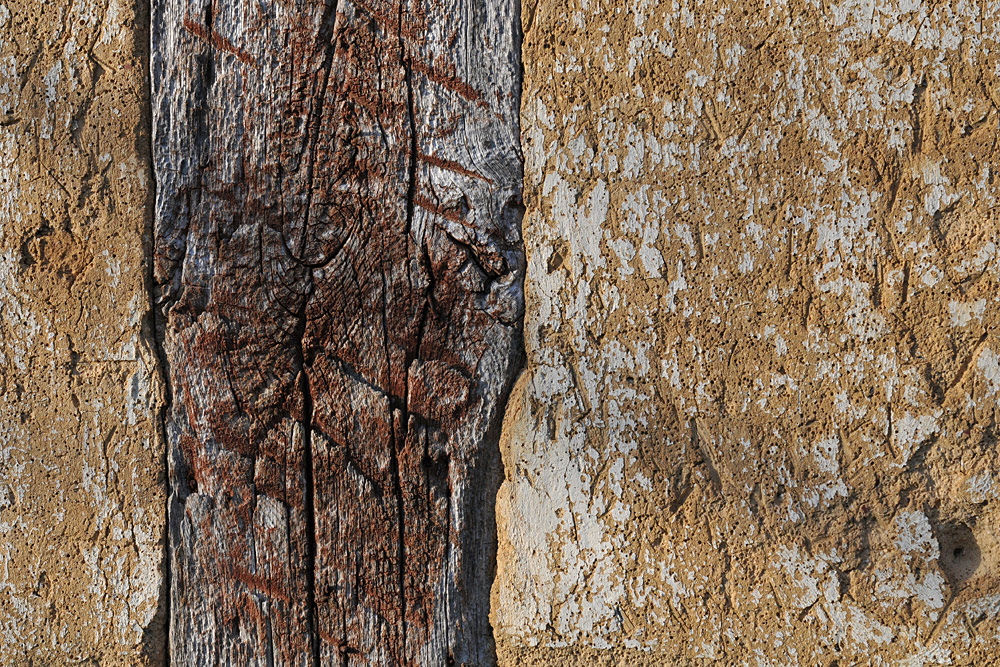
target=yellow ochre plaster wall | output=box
[0,1,165,663]
[495,2,1000,664]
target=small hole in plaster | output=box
[936,522,980,588]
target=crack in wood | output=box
[397,2,417,651]
[294,289,321,667]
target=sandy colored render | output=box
[0,0,165,664]
[495,1,1000,664]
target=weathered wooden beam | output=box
[151,0,523,663]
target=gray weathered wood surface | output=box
[151,0,523,663]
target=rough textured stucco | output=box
[0,0,165,663]
[495,1,1000,664]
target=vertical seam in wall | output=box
[489,0,528,659]
[139,0,171,661]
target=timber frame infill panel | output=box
[151,0,524,663]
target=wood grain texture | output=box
[151,0,523,664]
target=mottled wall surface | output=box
[496,1,1000,664]
[0,1,164,664]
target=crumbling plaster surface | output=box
[0,0,165,664]
[495,1,1000,664]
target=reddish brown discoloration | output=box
[414,193,468,224]
[419,151,495,184]
[411,57,489,107]
[182,15,257,67]
[155,0,522,664]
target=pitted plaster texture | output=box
[495,1,1000,664]
[0,0,165,663]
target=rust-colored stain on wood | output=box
[181,14,257,67]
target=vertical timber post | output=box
[151,0,523,664]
